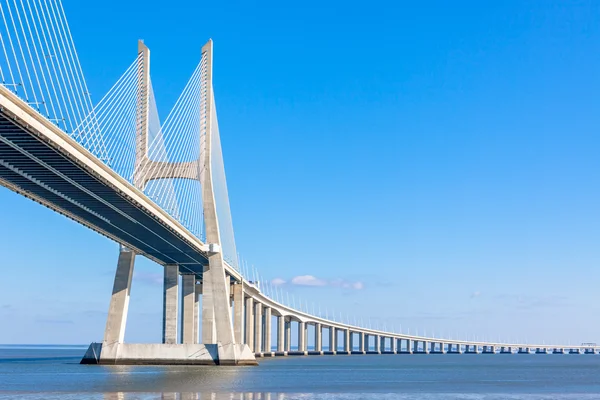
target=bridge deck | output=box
[0,98,209,276]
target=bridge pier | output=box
[254,303,263,356]
[535,347,548,354]
[447,343,462,354]
[325,326,336,355]
[518,347,530,354]
[569,348,581,354]
[358,332,366,354]
[552,348,564,354]
[264,307,273,356]
[181,275,197,344]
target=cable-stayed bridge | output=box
[0,0,596,365]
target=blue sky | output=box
[1,0,600,345]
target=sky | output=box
[1,0,600,346]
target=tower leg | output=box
[103,247,136,345]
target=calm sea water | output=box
[1,345,600,399]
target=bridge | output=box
[0,0,596,365]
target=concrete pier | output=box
[264,307,272,356]
[342,329,350,354]
[245,297,254,351]
[314,323,322,354]
[232,283,244,344]
[254,302,263,355]
[181,275,197,344]
[569,348,581,354]
[285,319,291,353]
[447,343,462,354]
[328,327,336,354]
[162,264,179,344]
[359,332,366,354]
[103,247,136,346]
[296,321,306,355]
[518,347,530,354]
[535,347,548,354]
[277,316,285,354]
[552,348,564,354]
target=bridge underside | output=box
[0,112,208,275]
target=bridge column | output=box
[232,283,244,344]
[343,329,350,354]
[298,321,306,353]
[375,335,381,354]
[245,297,254,351]
[264,307,272,355]
[181,274,197,344]
[162,264,179,344]
[201,265,215,344]
[194,282,201,343]
[254,303,263,355]
[315,323,322,353]
[405,339,411,354]
[103,247,135,345]
[359,332,365,353]
[285,318,291,352]
[277,316,285,353]
[329,327,336,353]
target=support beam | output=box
[181,275,196,344]
[103,247,135,345]
[162,264,179,344]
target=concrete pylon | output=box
[81,40,255,366]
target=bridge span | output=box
[0,0,592,366]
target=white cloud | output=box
[271,278,286,286]
[291,275,327,286]
[288,275,364,290]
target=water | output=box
[1,345,600,399]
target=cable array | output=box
[135,60,205,241]
[74,55,141,180]
[0,2,239,261]
[0,0,101,151]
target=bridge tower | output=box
[82,40,255,365]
